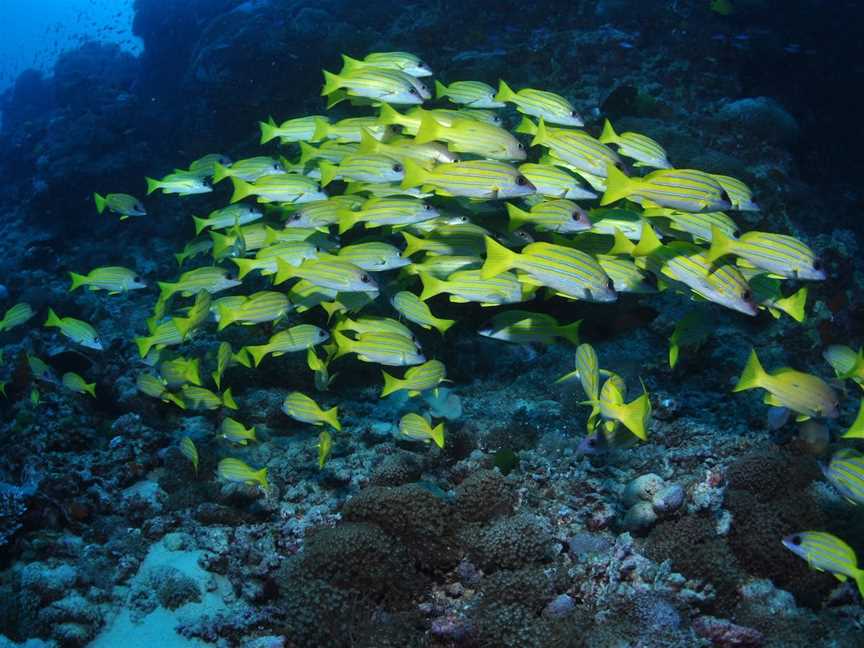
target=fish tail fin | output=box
[481,235,517,278]
[558,320,582,346]
[212,162,231,184]
[400,158,430,189]
[233,348,252,368]
[157,281,175,301]
[321,69,343,96]
[93,193,107,214]
[298,141,318,166]
[337,209,361,235]
[44,308,61,328]
[311,117,330,142]
[259,120,277,145]
[145,177,161,195]
[68,272,87,292]
[377,103,401,127]
[231,257,256,280]
[598,119,618,144]
[608,227,636,255]
[632,222,663,257]
[600,164,633,206]
[216,304,237,331]
[855,569,864,600]
[340,53,362,74]
[173,252,186,266]
[414,114,441,145]
[401,231,427,257]
[669,340,680,369]
[172,316,194,341]
[430,422,445,448]
[505,202,530,231]
[530,117,549,146]
[706,225,736,263]
[134,336,153,359]
[230,177,254,204]
[192,215,209,235]
[331,329,354,359]
[380,370,403,398]
[319,161,338,188]
[418,271,446,301]
[733,348,767,392]
[274,258,297,285]
[255,467,269,490]
[433,316,456,334]
[494,79,516,103]
[324,405,341,431]
[210,230,232,258]
[514,117,537,136]
[357,128,380,154]
[434,79,448,99]
[222,388,238,410]
[619,392,651,441]
[246,344,270,368]
[777,286,808,323]
[84,382,96,398]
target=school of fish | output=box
[1,51,862,596]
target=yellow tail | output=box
[608,227,636,255]
[705,224,737,264]
[274,258,297,285]
[222,388,238,410]
[842,401,864,440]
[733,348,767,392]
[230,177,254,204]
[210,230,232,259]
[494,79,516,103]
[145,177,160,195]
[400,158,430,190]
[776,286,808,323]
[380,370,404,398]
[337,209,362,235]
[357,128,380,155]
[617,392,651,441]
[324,405,341,431]
[530,117,549,147]
[44,308,62,328]
[259,120,278,145]
[434,79,448,99]
[598,119,618,144]
[558,320,582,346]
[481,235,517,279]
[401,231,427,257]
[418,271,447,301]
[669,340,680,369]
[212,162,231,184]
[311,117,330,142]
[505,203,531,231]
[298,141,319,166]
[340,54,363,74]
[246,344,271,368]
[216,304,238,331]
[83,382,96,398]
[430,422,445,448]
[134,336,154,359]
[93,193,107,214]
[414,114,442,145]
[433,316,456,334]
[632,222,663,257]
[192,215,209,235]
[599,164,634,206]
[514,117,537,136]
[68,272,87,292]
[321,69,343,96]
[319,161,339,188]
[377,103,402,127]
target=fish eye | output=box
[423,203,432,210]
[315,246,321,253]
[290,213,301,221]
[791,535,802,546]
[418,61,427,68]
[360,273,371,283]
[517,143,524,150]
[409,87,417,94]
[274,163,282,171]
[813,258,823,271]
[606,279,614,290]
[742,290,752,301]
[515,175,528,186]
[570,110,578,117]
[393,163,403,173]
[588,438,596,447]
[572,211,582,221]
[318,329,327,338]
[134,276,141,283]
